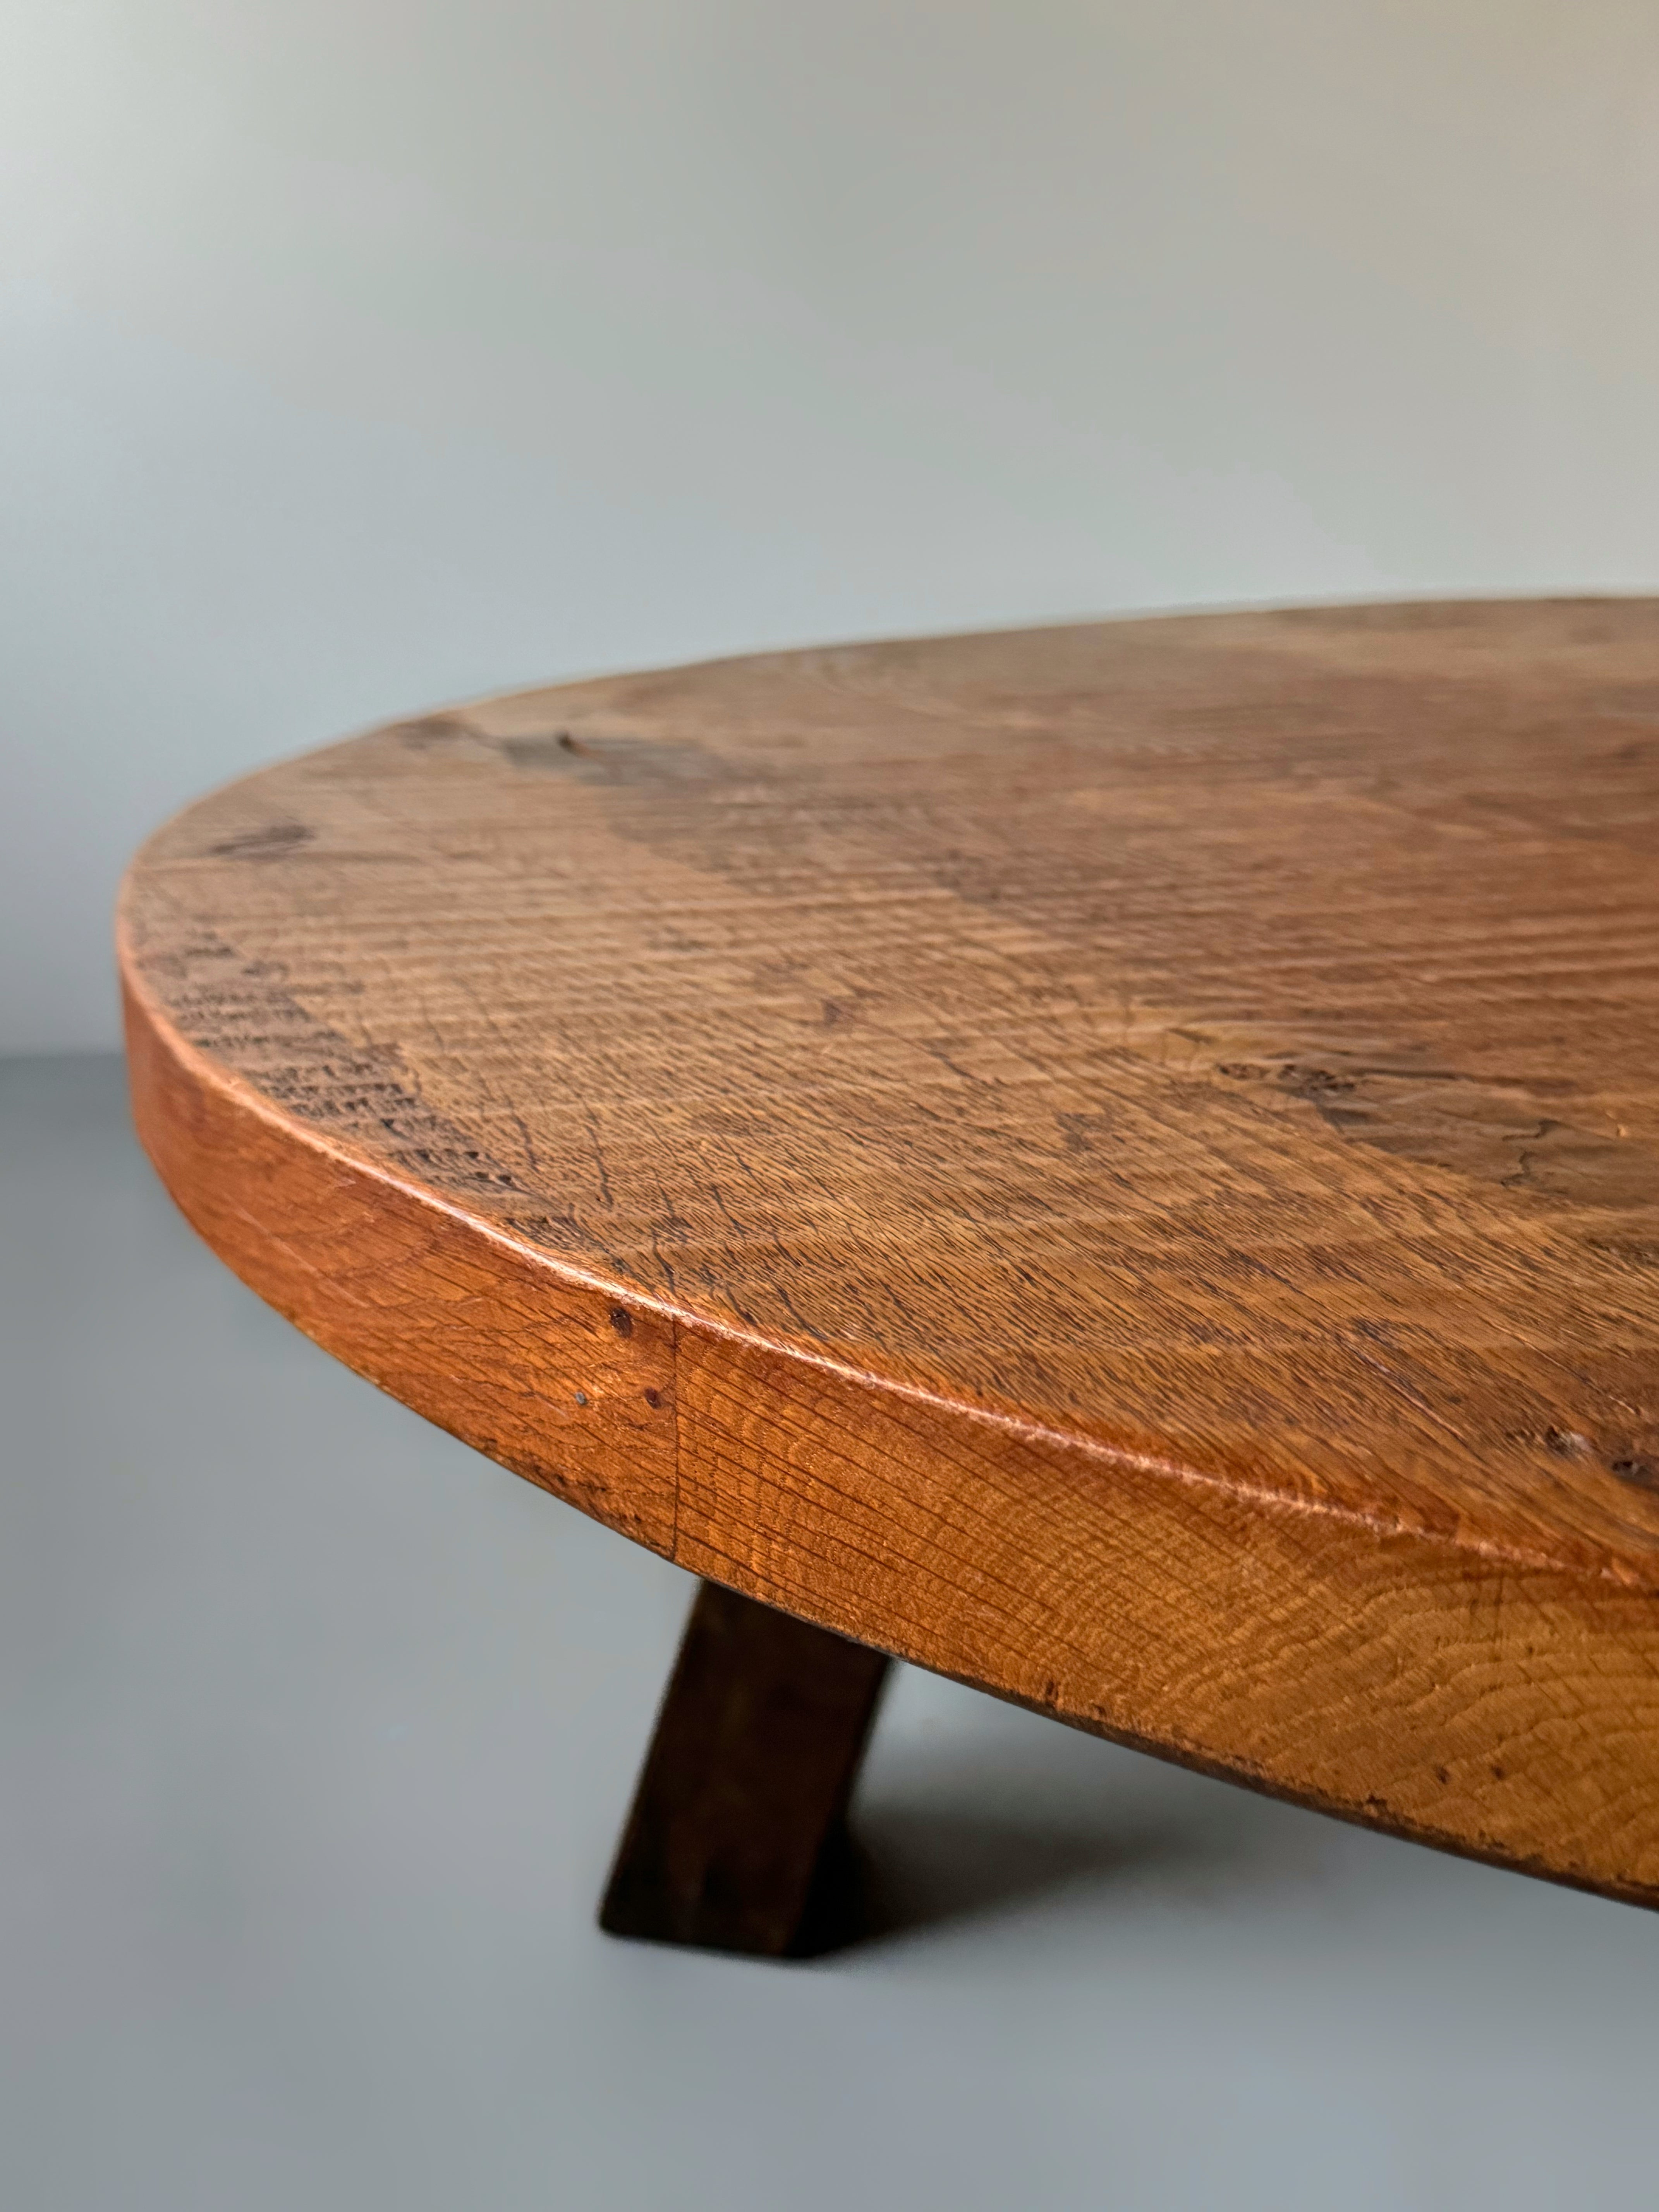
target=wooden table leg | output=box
[599,1580,892,1959]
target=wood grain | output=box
[119,598,1659,1905]
[600,1580,890,1957]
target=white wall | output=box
[5,0,1659,1051]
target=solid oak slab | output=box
[120,599,1659,1908]
[600,1580,890,1957]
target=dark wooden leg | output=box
[599,1580,891,1959]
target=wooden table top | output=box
[120,598,1659,1907]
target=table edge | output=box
[118,890,1659,1911]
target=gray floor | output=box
[3,1056,1656,2212]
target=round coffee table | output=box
[120,599,1659,1949]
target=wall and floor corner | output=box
[5,0,1659,1053]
